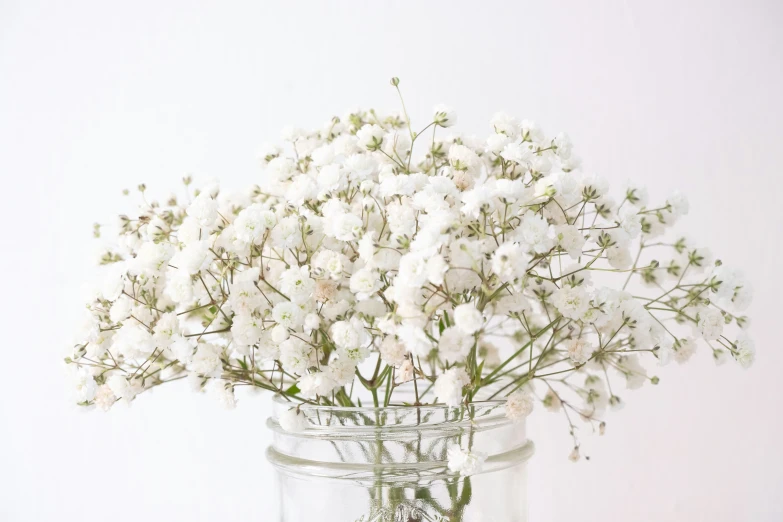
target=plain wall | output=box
[1,1,781,520]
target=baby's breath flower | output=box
[67,98,754,460]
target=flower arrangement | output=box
[68,79,754,463]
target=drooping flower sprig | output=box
[68,79,754,458]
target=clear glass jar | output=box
[267,397,534,522]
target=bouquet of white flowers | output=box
[68,79,753,457]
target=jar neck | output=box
[266,399,534,484]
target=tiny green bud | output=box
[390,77,400,87]
[650,376,660,385]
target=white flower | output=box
[286,174,318,204]
[233,204,276,244]
[344,153,377,180]
[553,132,573,159]
[153,312,180,348]
[272,301,305,329]
[674,338,698,364]
[266,156,297,182]
[271,324,290,343]
[580,173,609,199]
[607,247,632,270]
[438,326,473,364]
[667,190,689,217]
[349,268,381,300]
[454,304,483,335]
[165,272,194,304]
[187,191,218,227]
[426,255,448,285]
[317,165,347,195]
[434,367,470,406]
[448,144,480,173]
[131,241,171,275]
[491,242,529,282]
[94,384,116,412]
[327,212,363,241]
[552,286,590,320]
[191,343,223,377]
[732,283,753,311]
[565,337,595,365]
[279,338,313,375]
[520,119,542,141]
[325,358,357,387]
[379,337,407,366]
[211,379,236,410]
[298,371,337,398]
[505,390,534,421]
[231,313,263,348]
[486,133,512,154]
[554,225,586,260]
[396,359,414,383]
[397,323,432,358]
[69,103,756,455]
[314,279,338,302]
[279,407,309,433]
[107,375,142,404]
[734,335,755,369]
[656,337,674,366]
[303,313,320,334]
[172,239,212,275]
[490,112,520,137]
[170,335,196,364]
[313,250,346,280]
[271,215,302,248]
[617,355,647,390]
[624,183,649,207]
[112,323,155,359]
[109,295,133,323]
[619,206,642,238]
[517,212,554,254]
[697,308,724,341]
[356,124,385,151]
[101,262,126,301]
[329,320,363,350]
[279,265,315,304]
[447,443,487,476]
[433,104,457,127]
[378,174,416,198]
[500,142,531,165]
[73,368,97,403]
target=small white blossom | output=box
[187,191,219,227]
[356,124,385,151]
[438,326,474,364]
[565,337,595,365]
[279,407,309,433]
[505,390,534,421]
[433,104,457,127]
[233,203,276,244]
[447,443,487,477]
[552,286,590,320]
[379,337,407,366]
[434,367,470,406]
[454,304,483,335]
[697,308,724,341]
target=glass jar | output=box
[266,397,534,522]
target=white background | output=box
[1,1,782,520]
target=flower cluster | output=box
[68,82,754,458]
